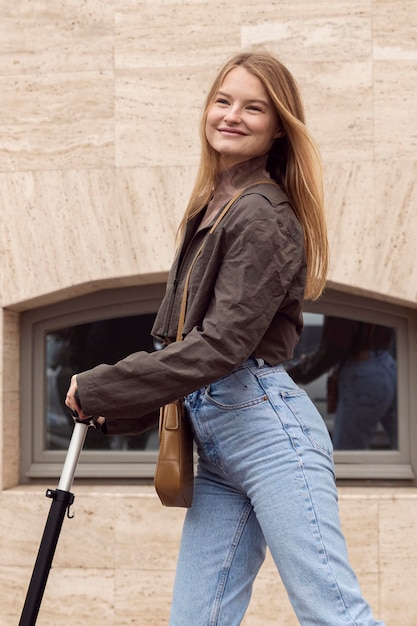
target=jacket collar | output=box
[199,156,271,231]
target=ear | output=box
[273,128,285,139]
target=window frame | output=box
[20,285,417,482]
[304,288,415,480]
[20,284,166,481]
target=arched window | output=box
[20,285,415,481]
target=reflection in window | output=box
[46,313,159,452]
[286,314,397,451]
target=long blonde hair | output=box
[179,50,329,300]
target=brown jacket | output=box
[77,182,306,429]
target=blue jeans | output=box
[169,359,385,626]
[333,350,397,449]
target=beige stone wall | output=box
[1,485,417,625]
[1,1,417,624]
[1,1,416,308]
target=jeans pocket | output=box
[280,389,334,457]
[205,371,268,410]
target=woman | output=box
[66,51,385,625]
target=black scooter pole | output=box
[19,420,91,626]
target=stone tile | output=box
[374,160,417,303]
[47,494,117,569]
[0,565,32,626]
[0,72,114,171]
[0,1,114,76]
[242,0,372,21]
[374,61,417,160]
[0,565,114,626]
[377,497,417,624]
[289,61,373,162]
[114,495,184,570]
[0,491,52,568]
[339,497,380,573]
[115,66,212,168]
[115,568,173,625]
[115,165,195,266]
[379,498,417,569]
[115,1,240,69]
[0,490,116,570]
[380,567,417,625]
[0,165,196,307]
[373,0,417,60]
[0,169,116,306]
[323,161,376,290]
[241,4,372,62]
[38,568,114,626]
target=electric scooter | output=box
[19,416,94,626]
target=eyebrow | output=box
[216,90,270,108]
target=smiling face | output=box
[205,66,281,169]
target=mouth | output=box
[217,127,248,136]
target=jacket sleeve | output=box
[77,216,305,419]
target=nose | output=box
[223,106,241,124]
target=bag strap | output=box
[175,179,277,342]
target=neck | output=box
[197,155,271,231]
[214,155,270,196]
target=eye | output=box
[247,105,263,112]
[215,97,229,105]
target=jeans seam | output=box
[297,461,358,625]
[255,379,357,622]
[209,501,253,626]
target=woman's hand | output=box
[65,374,87,418]
[65,375,106,428]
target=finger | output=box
[65,375,79,411]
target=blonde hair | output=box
[179,50,329,300]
